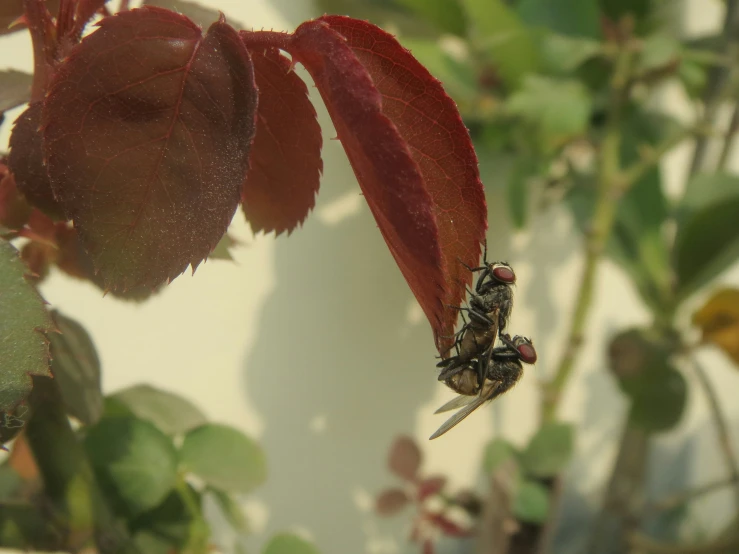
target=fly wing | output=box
[429,381,502,440]
[434,394,476,414]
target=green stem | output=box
[628,532,739,554]
[689,356,739,513]
[541,46,634,423]
[717,104,739,170]
[175,476,210,554]
[24,376,137,554]
[688,0,739,176]
[647,475,739,513]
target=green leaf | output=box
[674,173,739,301]
[566,109,674,314]
[627,365,687,433]
[639,34,680,72]
[209,487,250,534]
[507,158,535,229]
[0,239,53,412]
[180,424,267,494]
[512,479,550,523]
[132,531,175,554]
[600,0,650,20]
[459,0,539,88]
[401,38,479,105]
[0,464,22,500]
[506,76,591,147]
[210,233,239,261]
[263,533,321,554]
[48,311,103,426]
[540,33,602,74]
[517,0,601,38]
[130,484,202,550]
[520,422,574,477]
[84,416,178,516]
[395,0,466,36]
[678,58,707,98]
[0,503,60,550]
[0,70,32,114]
[110,384,207,435]
[482,437,517,473]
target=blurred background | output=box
[1,0,739,553]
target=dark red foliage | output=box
[0,168,32,230]
[417,475,447,501]
[41,7,258,292]
[8,102,65,220]
[375,488,411,515]
[388,435,422,481]
[315,16,487,352]
[8,1,488,353]
[288,20,449,342]
[241,46,322,235]
[425,513,471,537]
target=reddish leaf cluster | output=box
[375,435,478,554]
[2,0,487,352]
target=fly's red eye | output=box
[518,342,537,364]
[493,265,515,284]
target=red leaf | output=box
[288,21,449,338]
[425,513,470,537]
[318,16,487,352]
[42,8,258,292]
[388,435,421,481]
[49,223,160,301]
[417,475,447,501]
[375,488,411,516]
[0,170,32,230]
[8,103,65,220]
[240,45,322,235]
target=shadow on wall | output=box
[241,149,439,551]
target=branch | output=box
[688,0,739,175]
[24,376,139,553]
[689,356,739,513]
[647,475,739,513]
[540,44,635,423]
[628,532,739,554]
[717,104,739,169]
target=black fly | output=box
[431,336,537,440]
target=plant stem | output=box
[647,475,739,513]
[586,421,649,554]
[24,376,138,554]
[689,356,739,513]
[688,0,739,176]
[239,30,292,51]
[628,532,739,554]
[540,46,634,423]
[717,104,739,169]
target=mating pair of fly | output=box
[430,245,536,440]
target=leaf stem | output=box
[540,45,634,423]
[239,30,292,52]
[688,355,739,513]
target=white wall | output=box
[1,0,738,552]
